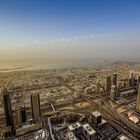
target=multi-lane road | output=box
[81,94,140,140]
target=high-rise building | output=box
[91,111,102,128]
[136,75,140,89]
[15,108,22,127]
[21,107,27,123]
[112,73,117,86]
[129,70,135,87]
[110,85,118,101]
[15,107,27,127]
[105,76,111,92]
[136,84,140,111]
[96,79,100,94]
[31,93,41,121]
[2,87,15,137]
[129,70,134,79]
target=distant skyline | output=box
[0,0,140,64]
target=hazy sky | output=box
[0,0,140,64]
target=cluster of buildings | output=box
[0,64,140,139]
[2,87,41,138]
[84,70,140,110]
[66,111,129,140]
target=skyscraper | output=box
[15,107,27,127]
[21,107,27,123]
[136,75,140,90]
[112,73,117,86]
[105,76,111,92]
[15,108,22,127]
[91,111,102,128]
[2,87,15,137]
[129,70,135,87]
[31,93,41,121]
[136,84,140,111]
[110,85,118,101]
[96,79,100,94]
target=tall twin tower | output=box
[105,73,118,101]
[2,88,41,137]
[105,72,140,112]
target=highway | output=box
[101,99,140,140]
[48,118,56,140]
[81,94,140,140]
[1,77,140,140]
